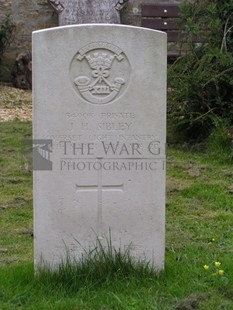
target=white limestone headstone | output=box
[33,24,167,270]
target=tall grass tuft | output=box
[207,118,233,163]
[36,238,160,293]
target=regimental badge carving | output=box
[70,42,131,105]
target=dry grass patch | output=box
[0,85,32,122]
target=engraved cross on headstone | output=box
[76,167,124,239]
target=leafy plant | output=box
[0,14,14,78]
[168,0,233,142]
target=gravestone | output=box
[33,24,167,270]
[48,0,128,25]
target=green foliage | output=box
[0,14,14,77]
[207,118,233,162]
[1,120,233,309]
[168,0,233,142]
[37,239,157,294]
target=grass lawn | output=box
[0,118,233,309]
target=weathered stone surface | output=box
[48,0,127,25]
[33,24,167,270]
[0,0,184,81]
[12,51,32,89]
[0,0,57,81]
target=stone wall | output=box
[0,0,57,81]
[0,0,184,81]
